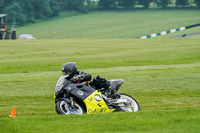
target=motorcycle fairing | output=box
[84,90,115,114]
[68,84,96,100]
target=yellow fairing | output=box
[84,90,115,114]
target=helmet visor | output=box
[62,70,72,76]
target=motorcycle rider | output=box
[62,62,92,83]
[62,62,120,99]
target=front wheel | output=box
[119,93,141,112]
[55,100,85,115]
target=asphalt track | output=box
[174,32,200,38]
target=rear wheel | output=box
[55,100,85,115]
[119,93,140,112]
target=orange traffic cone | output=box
[9,107,16,117]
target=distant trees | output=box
[4,2,27,25]
[32,0,53,19]
[0,0,200,26]
[176,0,189,7]
[98,0,116,9]
[118,0,136,9]
[158,0,171,8]
[195,0,200,7]
[59,0,85,11]
[138,0,152,8]
[50,0,60,16]
[0,0,60,25]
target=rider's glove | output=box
[72,75,84,82]
[77,74,84,80]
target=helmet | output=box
[62,62,77,79]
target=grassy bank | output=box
[0,37,200,132]
[16,10,200,39]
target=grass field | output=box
[0,11,200,132]
[16,10,200,39]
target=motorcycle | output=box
[54,75,140,115]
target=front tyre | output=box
[119,93,141,112]
[55,100,85,115]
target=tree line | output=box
[99,0,200,9]
[0,0,200,26]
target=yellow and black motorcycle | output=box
[54,75,140,115]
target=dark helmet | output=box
[62,62,77,79]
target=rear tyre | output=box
[55,100,85,115]
[119,93,141,112]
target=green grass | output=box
[16,10,200,39]
[1,11,200,132]
[1,109,200,133]
[0,37,200,132]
